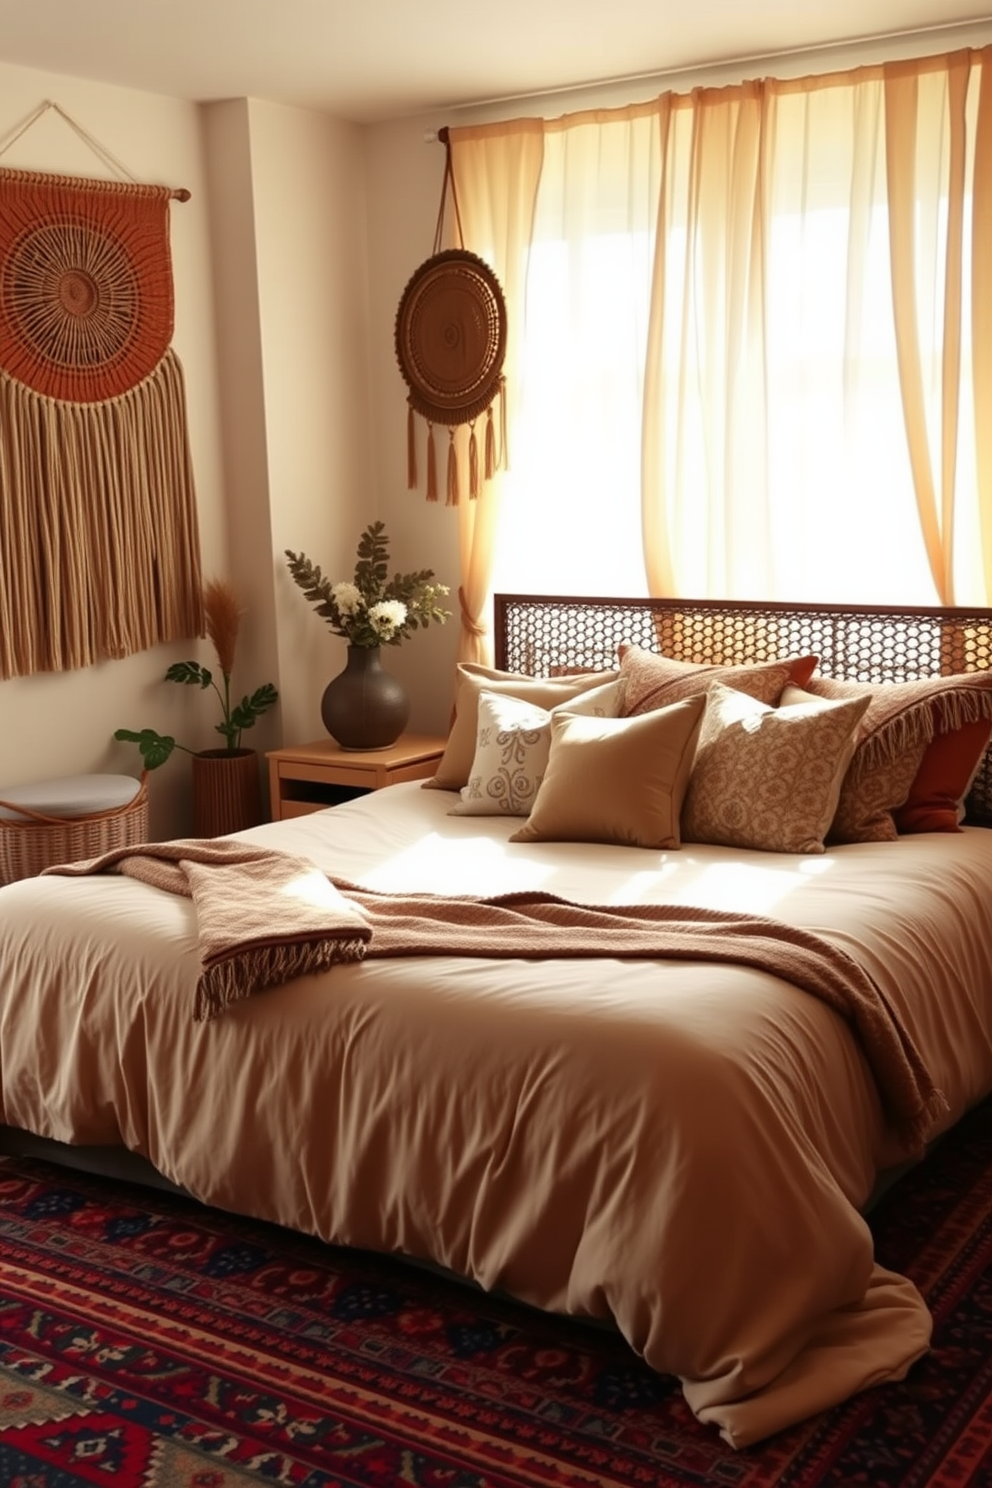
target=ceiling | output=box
[0,0,989,123]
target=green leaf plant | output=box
[114,579,278,772]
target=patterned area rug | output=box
[2,1104,992,1487]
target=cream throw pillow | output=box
[509,694,706,849]
[426,663,619,791]
[450,683,621,816]
[681,682,871,854]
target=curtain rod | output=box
[429,14,991,121]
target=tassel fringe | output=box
[484,406,496,481]
[407,403,417,490]
[195,936,369,1021]
[469,422,479,499]
[408,391,507,503]
[499,378,508,470]
[446,428,459,505]
[426,423,438,502]
[859,684,992,770]
[0,352,204,680]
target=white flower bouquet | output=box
[286,522,450,649]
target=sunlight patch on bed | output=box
[357,831,557,895]
[660,856,835,916]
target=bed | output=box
[3,591,992,1450]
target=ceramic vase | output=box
[321,645,409,750]
[191,748,262,837]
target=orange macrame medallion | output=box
[0,167,174,402]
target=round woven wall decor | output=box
[394,248,506,427]
[0,181,174,403]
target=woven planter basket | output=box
[0,773,149,885]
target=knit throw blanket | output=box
[46,839,947,1151]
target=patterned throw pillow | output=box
[618,644,819,717]
[805,674,992,843]
[426,664,619,791]
[449,683,620,817]
[508,695,707,849]
[681,682,870,854]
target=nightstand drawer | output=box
[266,733,446,821]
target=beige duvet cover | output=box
[2,782,992,1447]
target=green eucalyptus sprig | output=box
[286,521,450,649]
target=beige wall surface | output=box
[1,18,991,838]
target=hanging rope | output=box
[0,99,190,200]
[394,130,508,504]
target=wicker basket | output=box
[0,773,149,885]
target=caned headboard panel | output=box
[493,593,992,827]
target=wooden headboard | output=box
[493,592,992,827]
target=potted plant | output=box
[286,521,449,750]
[115,578,278,836]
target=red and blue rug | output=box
[2,1103,992,1487]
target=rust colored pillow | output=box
[893,717,992,834]
[618,644,818,718]
[805,674,992,843]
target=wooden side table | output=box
[266,733,447,820]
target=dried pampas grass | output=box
[203,578,242,678]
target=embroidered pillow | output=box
[804,674,992,843]
[681,683,870,854]
[508,694,706,849]
[450,682,620,817]
[894,716,992,834]
[618,643,818,718]
[425,664,619,791]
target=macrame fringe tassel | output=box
[484,405,497,481]
[499,377,508,470]
[194,936,368,1021]
[446,429,459,506]
[426,423,438,502]
[407,403,417,490]
[0,352,204,681]
[469,423,479,499]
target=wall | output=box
[0,69,372,838]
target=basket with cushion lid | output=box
[0,772,148,883]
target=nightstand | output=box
[266,733,447,820]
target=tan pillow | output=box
[805,673,992,843]
[618,643,819,718]
[509,694,706,849]
[681,682,870,853]
[426,664,619,791]
[449,683,621,817]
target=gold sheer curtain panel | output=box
[449,46,992,611]
[447,123,542,664]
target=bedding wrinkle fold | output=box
[48,838,947,1152]
[9,787,992,1449]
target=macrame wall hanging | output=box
[394,128,508,504]
[0,101,205,681]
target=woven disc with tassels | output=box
[394,248,506,427]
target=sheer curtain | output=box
[447,123,542,662]
[450,46,992,626]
